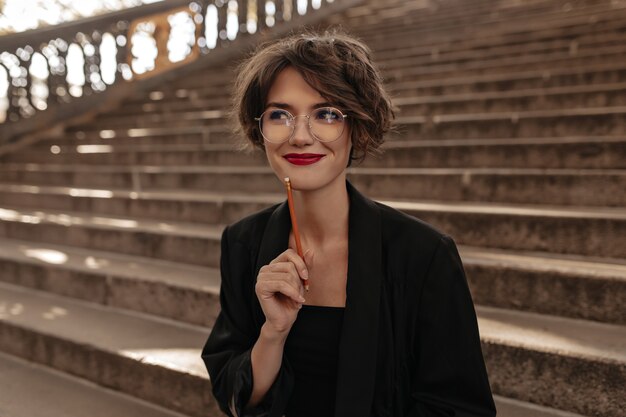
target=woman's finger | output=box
[258,270,301,291]
[269,248,309,280]
[262,263,303,288]
[256,278,305,303]
[263,262,298,276]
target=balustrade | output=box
[0,0,353,143]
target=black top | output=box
[284,305,345,417]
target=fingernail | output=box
[302,269,309,279]
[299,296,306,303]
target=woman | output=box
[201,29,497,417]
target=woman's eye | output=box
[316,108,340,122]
[268,110,289,120]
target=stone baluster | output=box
[195,0,210,53]
[22,46,37,114]
[282,0,293,22]
[238,0,248,35]
[112,23,130,81]
[46,39,68,105]
[89,30,104,93]
[76,33,93,97]
[4,59,21,123]
[258,0,269,33]
[216,0,229,46]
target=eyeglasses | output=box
[254,107,348,144]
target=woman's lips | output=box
[283,153,325,165]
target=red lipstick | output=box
[283,153,325,165]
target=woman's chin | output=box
[280,173,346,193]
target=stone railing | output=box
[0,0,363,145]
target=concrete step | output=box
[9,137,626,170]
[386,62,626,97]
[0,205,223,268]
[385,45,626,83]
[388,198,626,259]
[0,236,220,327]
[395,106,626,140]
[63,125,233,145]
[32,131,231,149]
[0,184,625,258]
[18,143,200,164]
[123,88,229,107]
[336,0,562,38]
[477,304,625,417]
[107,97,229,119]
[394,82,626,115]
[4,143,266,166]
[0,282,218,417]
[0,164,624,207]
[0,185,277,226]
[0,281,622,416]
[374,136,626,169]
[1,215,623,325]
[84,113,226,131]
[349,166,626,208]
[0,334,609,417]
[335,0,597,37]
[357,0,613,29]
[493,395,588,417]
[368,20,626,69]
[380,36,624,73]
[460,245,626,325]
[377,28,620,62]
[0,352,191,417]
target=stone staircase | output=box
[0,0,625,416]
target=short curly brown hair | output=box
[230,27,395,163]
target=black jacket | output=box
[202,181,497,417]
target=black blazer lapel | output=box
[252,181,383,417]
[335,181,383,417]
[255,200,291,278]
[253,201,291,328]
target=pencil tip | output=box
[284,177,290,182]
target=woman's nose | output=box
[290,115,315,146]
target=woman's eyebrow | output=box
[266,101,334,110]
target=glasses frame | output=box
[254,106,349,144]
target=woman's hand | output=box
[255,248,311,337]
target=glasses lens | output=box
[310,107,345,142]
[260,109,293,143]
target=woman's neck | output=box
[292,177,349,247]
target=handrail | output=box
[0,0,364,146]
[0,1,190,51]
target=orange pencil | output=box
[284,177,309,292]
